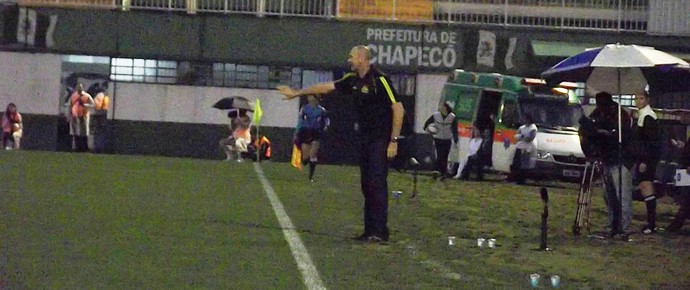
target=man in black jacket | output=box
[277,45,405,243]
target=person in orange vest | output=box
[92,83,110,153]
[1,103,22,150]
[68,83,94,152]
[253,135,271,161]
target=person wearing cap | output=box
[295,94,330,182]
[277,45,404,243]
[589,91,634,237]
[423,102,458,180]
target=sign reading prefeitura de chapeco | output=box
[366,27,459,69]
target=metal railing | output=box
[433,0,648,32]
[14,0,689,35]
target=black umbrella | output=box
[227,109,244,119]
[213,96,254,111]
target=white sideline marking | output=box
[253,163,327,290]
[405,243,464,281]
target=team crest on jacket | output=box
[361,86,369,93]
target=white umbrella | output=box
[542,43,690,236]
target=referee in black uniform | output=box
[278,45,405,243]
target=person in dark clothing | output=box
[423,102,458,179]
[668,135,690,232]
[632,91,661,234]
[295,95,330,182]
[277,45,405,243]
[585,92,634,236]
[478,113,495,169]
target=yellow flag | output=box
[253,99,263,125]
[291,144,302,171]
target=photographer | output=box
[583,92,634,236]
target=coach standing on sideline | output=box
[277,45,405,243]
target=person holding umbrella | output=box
[219,109,251,162]
[631,91,661,234]
[214,96,254,162]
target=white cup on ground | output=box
[448,236,456,246]
[551,275,560,288]
[530,273,540,287]
[477,238,485,247]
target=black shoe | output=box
[667,220,684,233]
[352,233,370,241]
[364,235,389,244]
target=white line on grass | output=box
[253,163,327,290]
[405,242,465,281]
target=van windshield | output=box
[519,95,583,130]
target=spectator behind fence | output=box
[92,82,110,153]
[68,83,95,152]
[1,103,22,150]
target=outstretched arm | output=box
[277,83,336,100]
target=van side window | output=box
[501,99,519,128]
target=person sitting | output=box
[455,127,484,181]
[219,109,251,162]
[1,103,22,150]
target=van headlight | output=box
[537,150,552,160]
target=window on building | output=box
[388,74,416,96]
[111,58,178,84]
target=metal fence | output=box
[13,0,689,35]
[434,0,648,32]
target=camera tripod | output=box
[573,160,607,236]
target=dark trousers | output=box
[434,138,452,176]
[1,131,12,148]
[669,188,690,231]
[359,138,389,239]
[508,149,526,184]
[92,114,108,153]
[460,155,484,180]
[73,136,89,152]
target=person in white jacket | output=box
[455,127,484,180]
[507,113,537,184]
